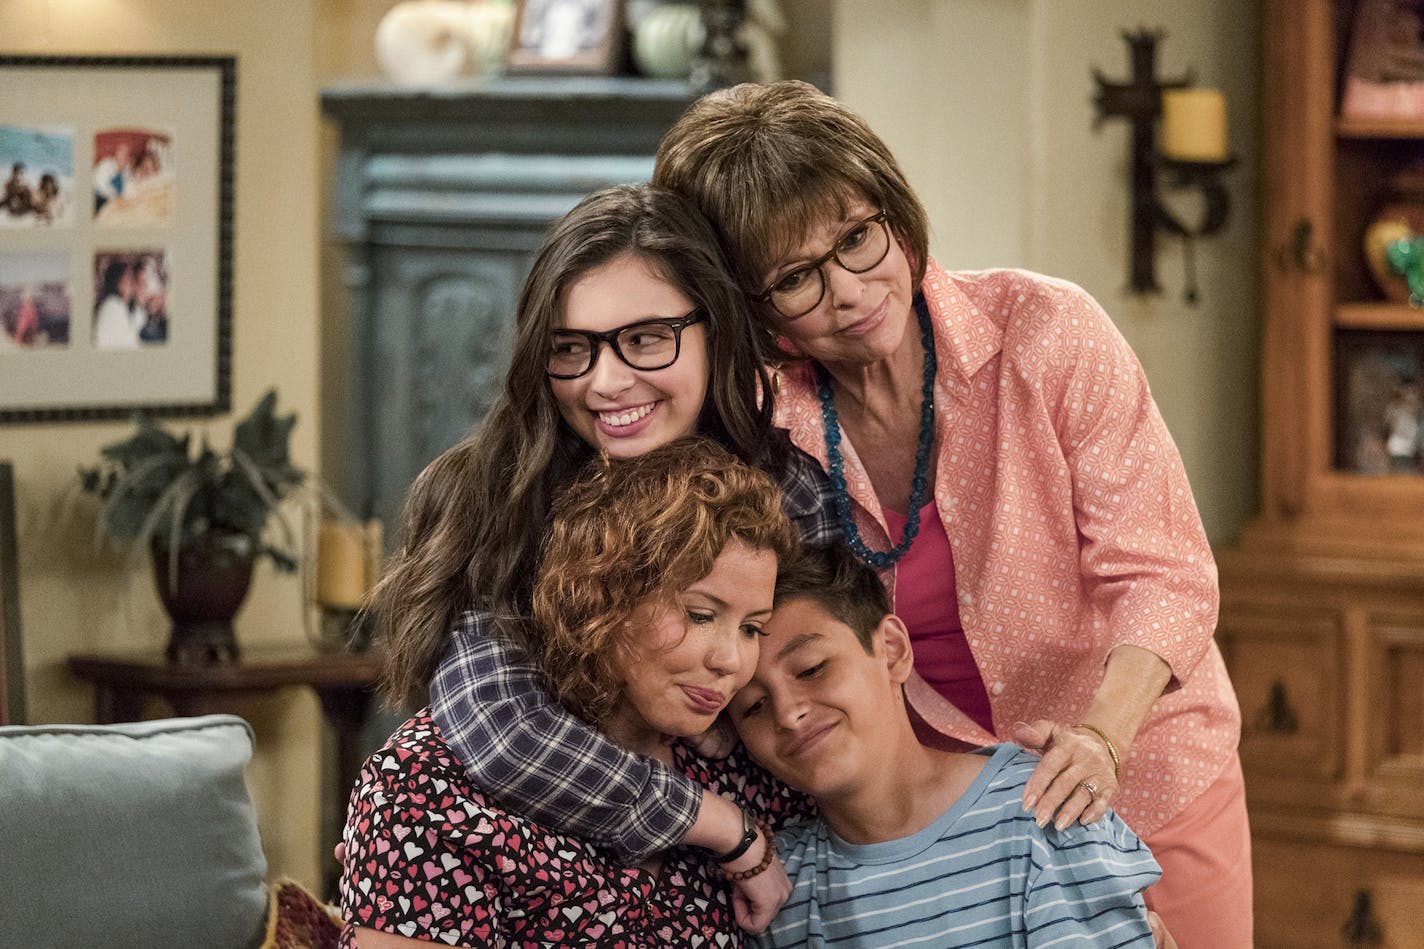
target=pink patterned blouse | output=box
[339,711,752,947]
[772,262,1241,836]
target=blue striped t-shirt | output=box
[758,743,1161,948]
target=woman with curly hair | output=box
[340,439,797,947]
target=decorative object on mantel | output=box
[78,389,306,664]
[632,3,703,79]
[375,0,516,83]
[1091,29,1237,304]
[1340,0,1424,122]
[1365,163,1424,306]
[649,0,784,84]
[506,0,624,75]
[690,0,750,91]
[740,0,788,83]
[468,0,518,76]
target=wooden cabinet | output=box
[1221,1,1424,944]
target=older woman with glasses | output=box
[652,81,1250,948]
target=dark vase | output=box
[150,532,255,664]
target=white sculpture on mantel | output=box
[374,0,516,84]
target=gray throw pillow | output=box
[0,714,269,949]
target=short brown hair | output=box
[772,543,891,654]
[532,438,797,727]
[654,81,929,303]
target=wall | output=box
[833,0,1261,545]
[0,0,325,886]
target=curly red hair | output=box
[532,437,797,728]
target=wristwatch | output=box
[717,807,759,863]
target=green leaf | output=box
[233,389,298,473]
[100,416,189,469]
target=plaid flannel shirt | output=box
[429,444,838,862]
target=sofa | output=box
[0,714,340,949]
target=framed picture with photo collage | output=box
[0,55,234,423]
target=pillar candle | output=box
[317,520,368,610]
[1161,88,1229,162]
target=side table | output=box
[67,643,384,898]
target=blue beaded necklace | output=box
[815,294,936,569]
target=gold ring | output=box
[1079,780,1099,801]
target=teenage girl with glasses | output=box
[362,184,840,941]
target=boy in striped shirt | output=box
[728,544,1166,948]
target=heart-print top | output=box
[339,710,753,947]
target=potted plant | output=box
[79,389,306,663]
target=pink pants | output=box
[1140,754,1253,949]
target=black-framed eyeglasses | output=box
[756,210,892,320]
[546,310,707,380]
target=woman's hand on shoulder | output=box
[1011,719,1121,830]
[1148,909,1178,949]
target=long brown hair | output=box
[654,80,930,318]
[377,185,788,710]
[533,438,795,728]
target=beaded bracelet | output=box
[722,820,775,882]
[1073,722,1122,781]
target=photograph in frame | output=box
[1336,331,1424,476]
[0,124,76,229]
[92,249,170,350]
[0,250,71,350]
[506,0,623,74]
[92,126,175,227]
[0,55,232,423]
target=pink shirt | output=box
[773,262,1241,836]
[883,502,995,734]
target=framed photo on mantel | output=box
[506,0,624,74]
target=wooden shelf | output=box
[1334,302,1424,330]
[1224,7,1424,944]
[1337,117,1424,139]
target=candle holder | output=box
[1092,29,1237,304]
[304,515,383,653]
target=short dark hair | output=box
[772,542,890,654]
[654,81,929,300]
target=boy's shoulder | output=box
[776,743,1032,860]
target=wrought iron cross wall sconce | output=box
[1093,29,1236,304]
